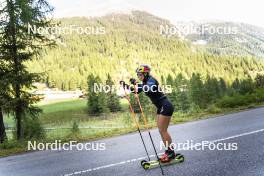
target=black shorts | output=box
[156,98,174,116]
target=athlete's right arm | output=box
[120,80,142,93]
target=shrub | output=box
[71,121,80,134]
[206,104,221,113]
[188,103,202,114]
[253,88,264,103]
[216,94,254,108]
[22,117,46,140]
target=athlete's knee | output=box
[158,126,168,134]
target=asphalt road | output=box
[1,107,264,176]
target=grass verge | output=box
[1,99,263,157]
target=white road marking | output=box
[62,128,264,176]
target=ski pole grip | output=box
[120,80,125,85]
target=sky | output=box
[48,0,264,28]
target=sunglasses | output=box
[137,73,144,77]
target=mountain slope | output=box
[179,21,264,58]
[26,11,264,90]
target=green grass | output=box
[39,98,128,126]
[3,98,133,141]
[4,99,89,126]
[41,99,87,114]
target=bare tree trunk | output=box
[0,107,7,143]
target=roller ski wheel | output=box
[141,160,151,170]
[175,154,184,162]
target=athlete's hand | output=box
[120,80,125,86]
[120,81,127,88]
[130,78,137,85]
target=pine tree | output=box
[138,91,151,111]
[232,78,240,93]
[174,73,190,112]
[166,74,176,106]
[255,74,264,88]
[0,0,55,139]
[87,74,109,115]
[129,93,140,113]
[239,78,255,95]
[87,75,98,114]
[189,73,206,108]
[204,76,221,104]
[106,74,121,112]
[219,77,227,97]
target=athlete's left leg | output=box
[157,114,172,147]
[157,114,175,162]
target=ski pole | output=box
[120,82,151,161]
[133,84,165,175]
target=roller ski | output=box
[141,153,184,170]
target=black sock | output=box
[166,146,174,154]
